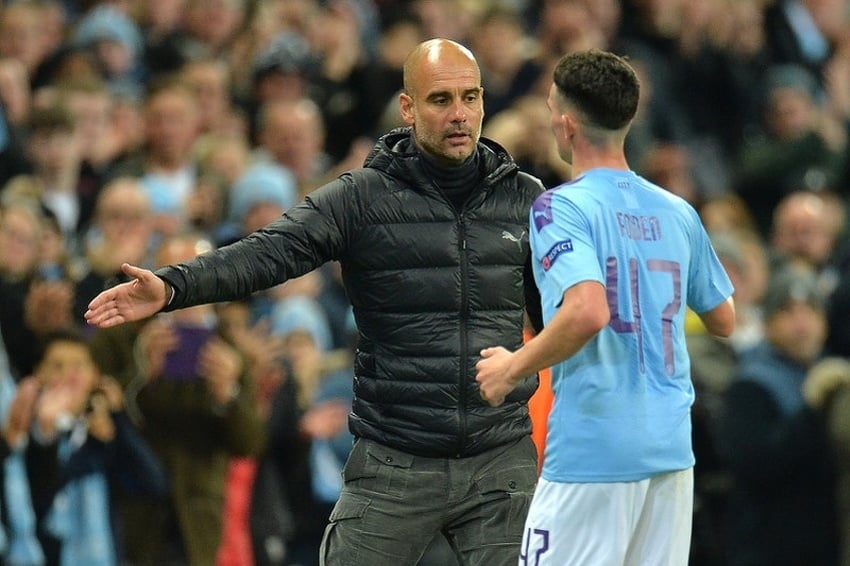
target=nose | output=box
[451,100,467,122]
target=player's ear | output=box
[399,92,415,126]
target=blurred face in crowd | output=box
[36,339,99,415]
[400,39,484,166]
[184,0,246,48]
[767,86,816,140]
[0,3,47,75]
[772,192,837,269]
[65,86,113,161]
[182,59,232,132]
[259,98,325,180]
[766,300,827,365]
[0,204,43,278]
[144,84,201,166]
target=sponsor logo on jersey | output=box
[541,239,573,270]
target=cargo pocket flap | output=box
[329,492,370,522]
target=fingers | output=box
[479,388,505,407]
[121,263,148,280]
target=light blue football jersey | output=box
[530,168,733,483]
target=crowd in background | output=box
[0,0,849,565]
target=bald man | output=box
[85,39,544,565]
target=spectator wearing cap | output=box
[717,263,840,566]
[734,63,847,237]
[214,161,297,249]
[73,4,147,101]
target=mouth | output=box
[446,131,471,145]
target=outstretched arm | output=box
[85,263,169,328]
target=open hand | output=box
[85,263,169,328]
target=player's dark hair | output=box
[552,49,640,130]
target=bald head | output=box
[403,39,480,96]
[399,39,484,166]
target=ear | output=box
[562,112,578,141]
[399,92,415,126]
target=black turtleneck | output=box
[419,150,482,211]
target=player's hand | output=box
[85,263,169,328]
[476,347,517,407]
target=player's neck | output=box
[569,144,629,179]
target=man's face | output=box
[766,301,827,365]
[399,53,484,166]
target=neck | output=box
[568,138,629,179]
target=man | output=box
[85,39,544,566]
[720,264,839,566]
[475,49,736,565]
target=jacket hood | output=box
[363,127,519,192]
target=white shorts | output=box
[519,468,693,566]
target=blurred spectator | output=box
[0,197,75,379]
[179,0,250,62]
[802,356,850,566]
[110,76,203,228]
[0,3,53,81]
[253,304,352,566]
[469,6,542,121]
[699,192,760,236]
[303,0,388,161]
[0,57,32,138]
[735,63,847,236]
[0,329,166,565]
[133,0,191,77]
[769,190,846,296]
[180,57,247,139]
[89,233,265,566]
[217,160,298,246]
[687,229,771,564]
[74,177,155,324]
[254,97,371,198]
[763,0,849,80]
[21,102,86,245]
[639,142,702,206]
[72,4,147,101]
[717,264,840,566]
[58,80,127,235]
[483,94,571,189]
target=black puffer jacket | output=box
[158,128,544,457]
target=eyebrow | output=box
[425,87,482,101]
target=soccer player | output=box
[475,49,736,565]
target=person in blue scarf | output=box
[0,329,166,566]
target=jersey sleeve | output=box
[685,212,735,313]
[530,190,603,307]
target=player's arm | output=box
[477,280,608,405]
[697,296,736,338]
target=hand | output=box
[2,377,40,448]
[85,263,169,328]
[475,347,518,407]
[96,375,126,411]
[803,357,850,410]
[86,392,116,442]
[135,317,178,382]
[198,338,243,406]
[300,400,350,439]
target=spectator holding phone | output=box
[89,233,266,566]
